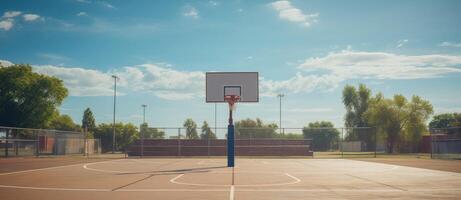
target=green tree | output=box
[82,108,96,132]
[302,121,340,151]
[343,84,371,128]
[183,118,199,139]
[200,121,217,140]
[93,123,139,152]
[342,84,373,149]
[0,64,68,128]
[365,94,433,153]
[48,113,79,131]
[140,123,165,139]
[429,113,461,129]
[235,118,278,139]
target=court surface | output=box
[1,158,461,200]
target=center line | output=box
[229,185,235,200]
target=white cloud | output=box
[0,60,14,67]
[33,65,115,96]
[3,48,461,100]
[23,14,41,21]
[77,12,88,17]
[397,39,408,48]
[208,1,219,6]
[0,19,14,31]
[76,0,90,3]
[118,64,205,100]
[260,73,343,96]
[440,41,461,48]
[298,49,461,80]
[183,6,199,19]
[269,0,318,27]
[2,11,21,18]
[98,1,116,9]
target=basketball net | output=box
[224,95,240,111]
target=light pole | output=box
[111,75,119,154]
[141,104,147,158]
[214,103,217,135]
[277,93,284,135]
[142,104,147,124]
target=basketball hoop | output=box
[224,95,240,111]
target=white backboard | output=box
[206,72,259,102]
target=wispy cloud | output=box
[37,53,70,64]
[183,6,199,19]
[76,0,90,3]
[77,12,88,17]
[269,0,318,27]
[440,41,461,48]
[98,1,116,9]
[397,39,408,48]
[0,19,14,31]
[3,11,21,18]
[2,49,461,99]
[0,60,14,67]
[208,1,219,6]
[23,14,41,22]
[298,49,461,79]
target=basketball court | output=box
[1,158,461,200]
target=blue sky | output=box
[1,0,461,136]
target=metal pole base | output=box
[227,124,234,167]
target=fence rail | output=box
[0,126,100,157]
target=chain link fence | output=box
[0,126,101,157]
[430,127,461,159]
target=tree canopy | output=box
[48,113,80,131]
[200,121,217,140]
[365,94,433,153]
[302,121,339,151]
[82,108,96,132]
[183,118,199,139]
[140,123,165,139]
[429,113,461,129]
[93,123,139,152]
[235,118,278,139]
[0,64,68,128]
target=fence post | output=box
[141,127,144,158]
[430,129,433,159]
[207,128,210,157]
[341,128,344,158]
[35,130,39,157]
[374,127,377,158]
[5,129,9,157]
[178,128,181,156]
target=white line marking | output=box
[229,185,235,200]
[1,185,460,193]
[197,161,205,165]
[170,174,185,182]
[285,173,301,183]
[169,173,301,187]
[0,159,122,176]
[0,185,110,191]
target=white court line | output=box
[0,159,122,176]
[229,185,235,200]
[170,173,185,182]
[1,184,461,192]
[169,173,301,187]
[197,160,205,165]
[0,184,110,192]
